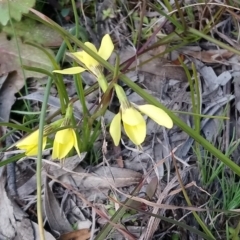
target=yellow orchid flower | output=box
[109,84,173,146]
[53,34,114,92]
[110,104,173,146]
[52,103,80,160]
[16,130,47,156]
[52,128,80,160]
[71,34,114,75]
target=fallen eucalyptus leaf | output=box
[44,177,72,235]
[60,166,142,189]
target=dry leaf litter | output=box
[0,1,239,240]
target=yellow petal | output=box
[72,130,80,156]
[109,113,121,146]
[53,67,86,74]
[58,139,74,159]
[71,51,85,63]
[72,43,99,69]
[16,130,39,147]
[52,130,75,159]
[122,107,145,126]
[24,137,47,156]
[56,129,73,144]
[25,145,38,156]
[84,42,98,53]
[98,34,114,61]
[123,121,146,145]
[138,105,173,129]
[83,42,99,68]
[16,130,47,156]
[52,140,61,160]
[52,141,73,159]
[72,52,99,77]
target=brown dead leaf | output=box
[58,229,90,240]
[112,145,124,168]
[116,46,187,81]
[183,49,234,64]
[146,177,158,200]
[0,167,16,239]
[31,222,56,240]
[0,33,53,79]
[0,72,19,122]
[15,217,56,240]
[47,153,87,178]
[231,55,240,139]
[15,218,34,240]
[60,166,142,189]
[0,33,53,123]
[17,154,87,198]
[44,177,72,235]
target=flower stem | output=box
[97,73,109,93]
[36,30,71,240]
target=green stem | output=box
[54,75,68,114]
[36,36,68,240]
[71,0,87,114]
[71,0,88,151]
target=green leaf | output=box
[0,0,36,26]
[3,19,62,47]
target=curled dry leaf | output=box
[59,229,90,240]
[44,177,72,235]
[0,168,16,239]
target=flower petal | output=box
[53,142,73,159]
[53,67,86,74]
[84,42,98,53]
[16,130,39,147]
[122,107,145,126]
[123,121,146,145]
[52,141,60,160]
[72,130,81,156]
[98,34,114,61]
[56,129,73,144]
[25,145,38,156]
[138,105,173,129]
[16,130,47,156]
[25,137,47,156]
[52,130,74,159]
[109,113,121,146]
[71,51,85,63]
[72,43,99,69]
